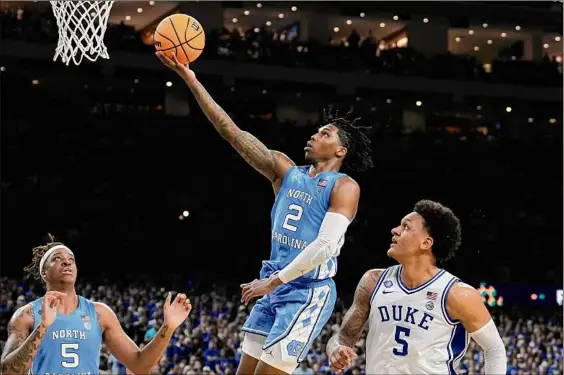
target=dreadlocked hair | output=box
[23,234,64,280]
[323,107,373,172]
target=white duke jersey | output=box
[366,265,470,375]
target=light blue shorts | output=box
[242,277,336,363]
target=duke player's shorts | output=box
[242,277,336,374]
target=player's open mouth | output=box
[62,269,73,275]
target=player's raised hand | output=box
[41,291,66,327]
[162,292,192,329]
[329,345,358,374]
[155,51,196,84]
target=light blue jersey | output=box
[243,166,346,366]
[261,165,347,282]
[30,296,102,375]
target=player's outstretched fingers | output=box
[183,298,191,311]
[164,291,172,306]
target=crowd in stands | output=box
[0,277,562,375]
[1,3,561,86]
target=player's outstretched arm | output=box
[156,52,294,184]
[96,292,192,375]
[447,282,507,375]
[326,269,383,374]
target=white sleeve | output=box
[469,319,507,375]
[278,212,350,283]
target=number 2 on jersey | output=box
[393,326,410,356]
[282,204,303,232]
[61,343,79,368]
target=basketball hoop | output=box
[50,1,115,66]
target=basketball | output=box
[154,14,205,65]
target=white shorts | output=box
[241,332,300,375]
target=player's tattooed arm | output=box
[336,269,383,347]
[1,305,45,375]
[186,79,294,182]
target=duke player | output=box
[327,200,507,374]
[156,52,373,374]
[1,236,192,375]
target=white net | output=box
[50,1,115,66]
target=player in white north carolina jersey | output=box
[326,200,507,375]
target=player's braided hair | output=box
[23,234,64,280]
[323,108,373,172]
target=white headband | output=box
[39,245,74,281]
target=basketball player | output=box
[1,236,192,375]
[326,200,507,374]
[156,52,372,375]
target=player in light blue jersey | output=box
[1,235,192,375]
[156,51,373,375]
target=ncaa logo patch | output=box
[426,301,434,311]
[384,280,393,288]
[286,340,304,357]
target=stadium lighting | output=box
[476,105,482,110]
[244,10,250,15]
[232,18,238,23]
[468,29,474,35]
[549,118,557,124]
[333,27,339,32]
[455,37,461,42]
[423,18,429,23]
[346,20,352,25]
[257,3,262,8]
[393,15,399,20]
[262,89,268,94]
[278,13,284,19]
[501,32,507,38]
[515,25,521,31]
[543,43,549,49]
[360,12,366,18]
[555,36,561,42]
[134,78,139,84]
[182,211,189,217]
[291,6,297,11]
[149,1,155,5]
[137,8,143,13]
[505,107,512,112]
[482,23,488,28]
[0,66,5,72]
[32,79,40,85]
[386,98,392,104]
[266,21,271,26]
[487,39,493,44]
[416,100,422,107]
[254,28,259,33]
[380,22,386,28]
[528,118,534,123]
[125,15,131,21]
[166,81,172,87]
[474,46,479,51]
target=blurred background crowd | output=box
[1,1,562,374]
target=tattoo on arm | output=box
[187,79,279,180]
[232,132,276,180]
[160,325,169,339]
[337,270,382,348]
[188,80,238,140]
[1,307,46,375]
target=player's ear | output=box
[335,146,347,158]
[420,236,433,251]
